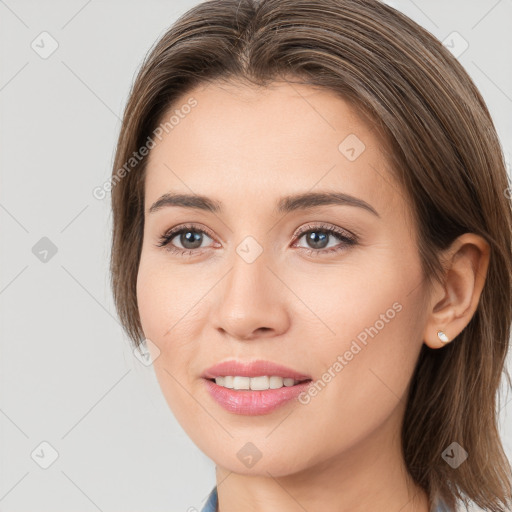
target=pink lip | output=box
[201,359,312,415]
[202,359,311,380]
[203,378,312,415]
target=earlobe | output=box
[436,330,450,343]
[423,233,490,349]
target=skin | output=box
[136,79,490,512]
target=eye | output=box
[292,223,358,255]
[156,222,358,257]
[156,223,216,256]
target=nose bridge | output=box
[212,235,290,339]
[224,238,273,311]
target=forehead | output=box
[144,80,405,221]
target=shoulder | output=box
[200,486,217,512]
[432,496,455,512]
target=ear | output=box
[423,233,490,349]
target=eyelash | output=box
[155,222,358,257]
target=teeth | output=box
[213,375,302,390]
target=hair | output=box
[109,0,512,509]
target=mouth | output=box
[202,375,314,415]
[204,376,313,391]
[202,359,312,382]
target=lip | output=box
[201,359,312,416]
[202,359,312,380]
[203,378,312,415]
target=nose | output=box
[211,249,291,341]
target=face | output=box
[136,80,430,477]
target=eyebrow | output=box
[148,191,380,217]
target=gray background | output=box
[0,1,511,511]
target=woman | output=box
[109,0,512,510]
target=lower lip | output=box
[203,378,312,415]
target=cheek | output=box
[272,266,425,461]
[136,253,201,342]
[292,255,425,407]
[136,253,211,383]
[136,257,206,424]
[136,259,167,340]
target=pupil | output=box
[308,231,328,249]
[181,231,202,249]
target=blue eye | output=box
[292,223,358,255]
[156,222,358,257]
[156,224,215,256]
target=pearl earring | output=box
[437,330,450,343]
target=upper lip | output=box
[202,359,312,381]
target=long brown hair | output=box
[109,0,512,509]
